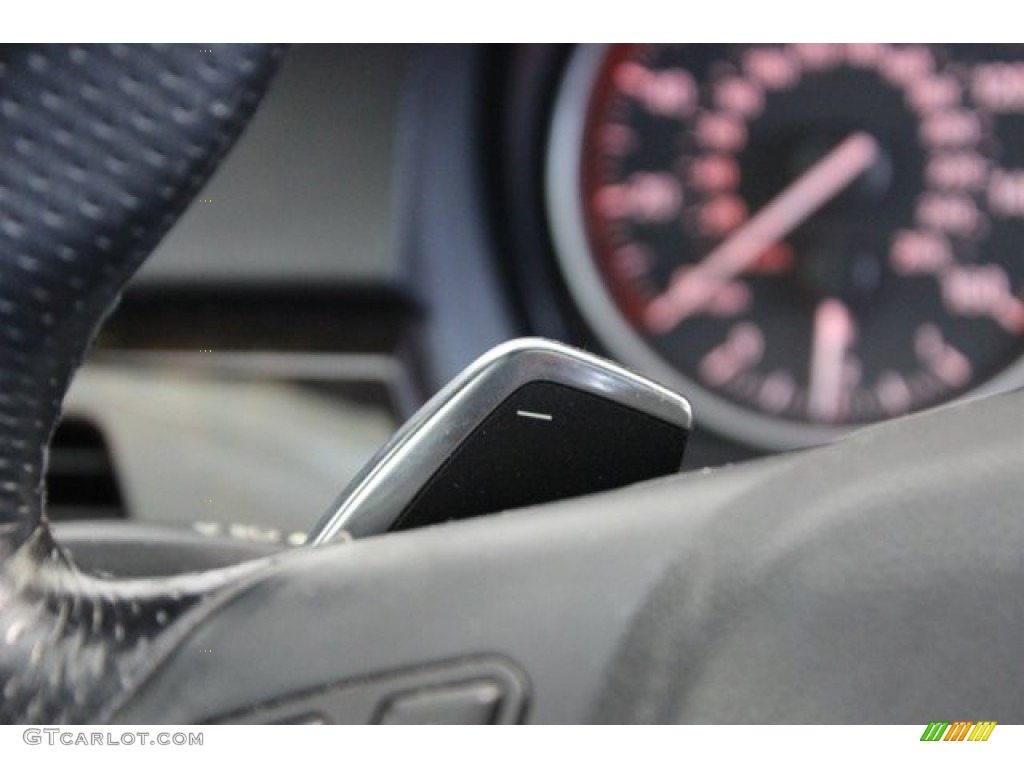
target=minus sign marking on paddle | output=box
[516,410,553,421]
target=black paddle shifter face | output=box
[310,339,692,541]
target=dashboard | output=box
[54,44,1024,538]
[1,40,1022,727]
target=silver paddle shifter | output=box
[309,338,692,543]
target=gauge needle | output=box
[808,298,856,422]
[645,131,880,332]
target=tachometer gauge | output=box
[547,44,1024,449]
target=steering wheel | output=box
[2,44,1023,725]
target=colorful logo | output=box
[920,721,996,741]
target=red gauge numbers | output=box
[553,44,1024,446]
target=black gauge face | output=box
[547,43,1024,448]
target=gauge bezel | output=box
[545,43,1024,451]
